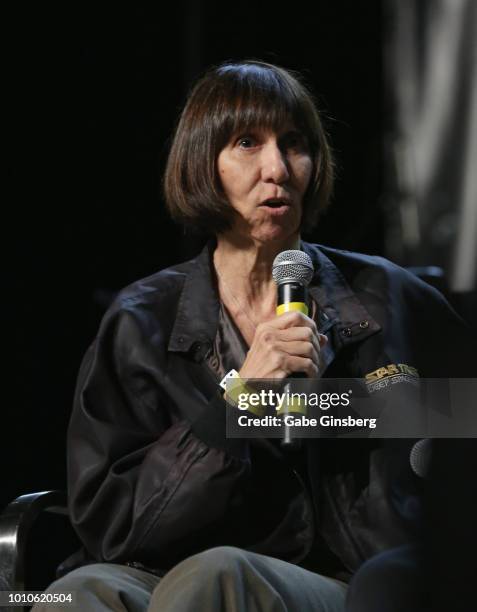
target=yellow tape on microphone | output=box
[276,302,309,316]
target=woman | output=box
[34,61,470,611]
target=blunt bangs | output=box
[210,64,319,152]
[164,61,334,234]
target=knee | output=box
[44,564,109,593]
[178,546,249,579]
[32,565,112,611]
[35,562,158,612]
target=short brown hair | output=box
[164,60,334,234]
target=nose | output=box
[261,141,289,184]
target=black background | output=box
[8,2,383,509]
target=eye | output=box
[236,135,257,149]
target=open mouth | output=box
[260,198,291,208]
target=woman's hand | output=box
[238,311,327,379]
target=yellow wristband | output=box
[221,372,266,417]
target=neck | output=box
[213,233,300,304]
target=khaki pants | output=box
[32,546,347,611]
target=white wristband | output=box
[219,368,240,391]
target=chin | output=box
[251,222,299,244]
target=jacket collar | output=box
[301,242,381,344]
[168,241,220,353]
[168,240,381,355]
[300,242,381,371]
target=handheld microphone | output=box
[272,250,314,317]
[272,250,314,449]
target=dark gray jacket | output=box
[66,242,472,580]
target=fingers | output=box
[284,355,320,378]
[277,326,325,354]
[275,339,318,363]
[259,317,326,352]
[240,311,328,379]
[268,312,328,343]
[260,350,319,378]
[271,310,317,331]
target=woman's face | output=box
[217,124,313,243]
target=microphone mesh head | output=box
[272,250,314,286]
[410,439,432,478]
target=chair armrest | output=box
[0,490,67,591]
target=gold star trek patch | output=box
[365,363,419,393]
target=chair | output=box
[0,490,78,611]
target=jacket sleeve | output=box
[67,302,250,569]
[399,269,475,377]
